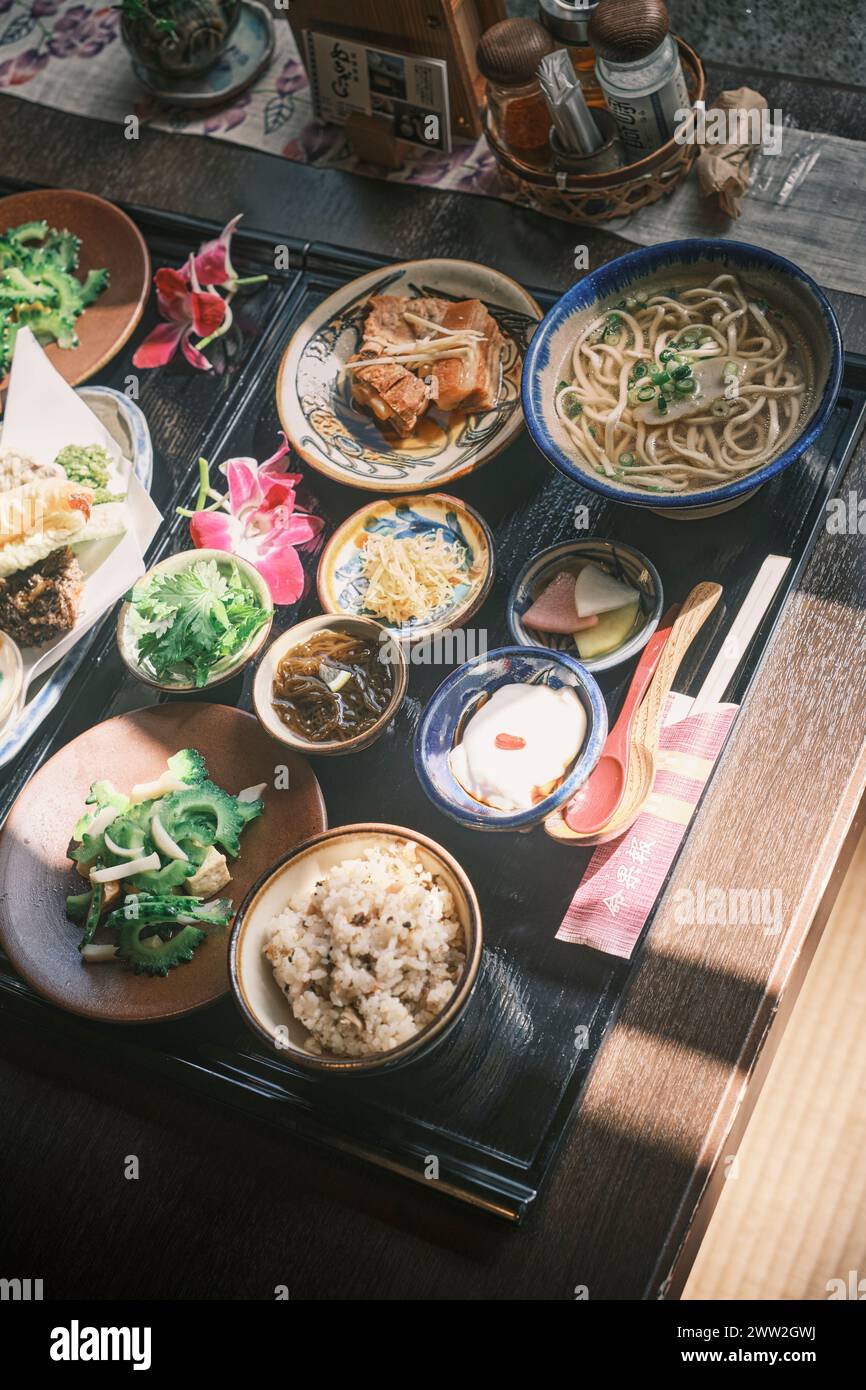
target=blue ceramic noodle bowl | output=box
[521,239,843,513]
[414,646,607,832]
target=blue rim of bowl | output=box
[506,538,664,673]
[413,645,608,831]
[521,238,844,510]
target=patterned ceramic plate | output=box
[277,258,542,492]
[317,493,495,643]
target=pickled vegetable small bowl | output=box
[252,613,408,757]
[507,539,663,674]
[117,549,274,693]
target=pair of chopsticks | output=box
[689,554,791,717]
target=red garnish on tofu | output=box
[494,732,526,750]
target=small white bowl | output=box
[229,824,483,1076]
[117,548,274,692]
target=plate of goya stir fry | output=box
[0,703,326,1022]
[0,188,151,387]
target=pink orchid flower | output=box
[132,255,230,371]
[188,437,324,605]
[189,213,243,289]
[133,215,264,372]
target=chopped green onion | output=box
[618,452,635,466]
[651,370,670,385]
[656,395,668,414]
[671,362,692,380]
[636,384,655,401]
[674,377,698,394]
[633,362,648,379]
[723,361,739,381]
[563,397,582,419]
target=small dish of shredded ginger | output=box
[317,491,495,644]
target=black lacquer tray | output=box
[1,187,864,1220]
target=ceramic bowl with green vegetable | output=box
[117,549,274,692]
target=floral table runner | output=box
[2,3,865,297]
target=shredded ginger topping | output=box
[359,530,467,625]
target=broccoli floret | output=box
[166,748,209,784]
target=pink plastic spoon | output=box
[564,606,679,835]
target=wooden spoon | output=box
[544,582,722,845]
[563,606,679,835]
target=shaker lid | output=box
[589,0,670,62]
[476,18,557,85]
[538,0,600,45]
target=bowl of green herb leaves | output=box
[117,549,274,692]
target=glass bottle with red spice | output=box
[477,18,557,169]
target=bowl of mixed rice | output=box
[229,823,482,1074]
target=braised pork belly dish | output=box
[346,294,504,437]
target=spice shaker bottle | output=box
[537,0,605,106]
[477,18,557,168]
[589,0,690,156]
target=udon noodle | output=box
[555,273,810,494]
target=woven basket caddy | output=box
[486,38,705,225]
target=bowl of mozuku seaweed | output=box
[117,548,274,692]
[253,614,408,757]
